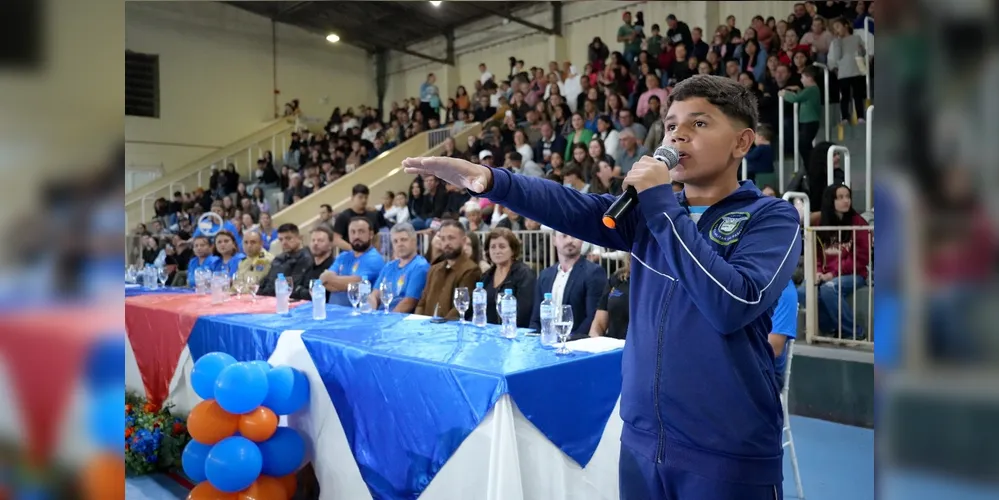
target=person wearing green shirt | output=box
[617,11,641,63]
[646,24,664,58]
[781,65,822,165]
[564,112,595,160]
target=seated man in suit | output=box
[530,230,608,340]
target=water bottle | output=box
[144,264,156,290]
[358,278,373,314]
[539,293,557,347]
[210,272,226,305]
[500,289,517,339]
[311,279,327,320]
[275,273,290,316]
[472,282,487,327]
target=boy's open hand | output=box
[402,157,492,193]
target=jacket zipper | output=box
[653,280,676,463]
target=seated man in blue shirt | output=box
[744,124,774,182]
[368,223,430,314]
[321,217,385,306]
[769,280,799,389]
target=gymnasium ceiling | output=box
[225,1,555,65]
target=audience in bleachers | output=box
[133,2,877,351]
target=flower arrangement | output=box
[125,392,191,475]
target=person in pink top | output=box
[799,183,871,340]
[635,74,669,118]
[752,15,775,52]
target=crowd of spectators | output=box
[130,1,875,344]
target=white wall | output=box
[384,1,797,105]
[125,1,375,174]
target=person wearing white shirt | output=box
[562,65,583,112]
[479,63,494,85]
[596,115,621,159]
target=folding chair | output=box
[782,339,805,499]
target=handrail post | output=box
[782,191,813,342]
[863,17,872,106]
[821,64,831,141]
[778,98,785,189]
[741,158,747,181]
[827,145,851,187]
[866,105,873,212]
[793,102,800,174]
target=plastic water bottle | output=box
[500,289,517,339]
[358,278,373,314]
[539,293,557,347]
[275,273,290,316]
[311,279,327,320]
[144,264,157,290]
[472,282,487,327]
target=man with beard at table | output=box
[322,217,385,306]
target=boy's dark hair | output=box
[277,223,300,235]
[801,65,822,83]
[666,75,758,131]
[756,123,775,142]
[352,183,370,196]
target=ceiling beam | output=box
[470,2,556,35]
[304,17,453,65]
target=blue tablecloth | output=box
[124,285,194,297]
[185,301,319,362]
[300,307,623,500]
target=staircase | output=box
[125,117,298,229]
[776,104,873,213]
[273,124,483,230]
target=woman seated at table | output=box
[209,230,246,277]
[589,260,630,339]
[480,228,536,327]
[187,235,220,286]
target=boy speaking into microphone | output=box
[404,75,801,500]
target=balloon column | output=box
[182,352,310,500]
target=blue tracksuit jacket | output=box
[482,167,802,485]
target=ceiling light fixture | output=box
[430,1,442,7]
[326,33,340,43]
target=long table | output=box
[124,288,625,499]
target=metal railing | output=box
[813,62,832,141]
[427,125,456,149]
[863,17,873,105]
[777,99,800,190]
[866,105,873,211]
[801,224,874,348]
[828,145,852,188]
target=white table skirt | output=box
[124,330,623,499]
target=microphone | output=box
[601,146,680,229]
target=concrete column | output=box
[440,63,459,99]
[547,34,568,65]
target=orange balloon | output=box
[238,406,278,442]
[188,399,240,445]
[275,473,297,499]
[187,482,237,500]
[79,452,125,500]
[237,476,287,500]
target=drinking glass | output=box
[347,282,362,315]
[157,267,169,288]
[246,275,259,302]
[233,275,247,299]
[453,287,470,325]
[379,281,395,314]
[555,305,573,355]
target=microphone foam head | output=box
[653,146,680,169]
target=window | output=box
[126,50,159,118]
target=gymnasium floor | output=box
[124,416,999,500]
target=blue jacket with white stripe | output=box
[482,168,801,485]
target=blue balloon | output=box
[181,440,211,483]
[191,352,237,400]
[90,387,124,451]
[205,437,262,493]
[214,361,269,414]
[258,427,305,477]
[248,360,272,373]
[262,366,310,415]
